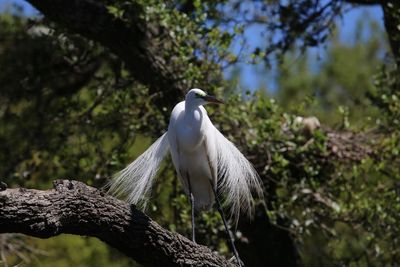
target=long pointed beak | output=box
[203,95,224,104]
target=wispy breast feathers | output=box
[213,127,264,222]
[107,132,169,208]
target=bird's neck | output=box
[185,100,199,113]
[184,101,202,124]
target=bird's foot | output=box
[0,181,7,191]
[229,255,244,267]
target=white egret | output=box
[108,88,263,266]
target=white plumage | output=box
[108,88,263,222]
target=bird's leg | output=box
[189,192,196,243]
[210,183,244,267]
[186,172,196,243]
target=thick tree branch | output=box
[25,0,187,106]
[325,130,375,162]
[0,180,235,267]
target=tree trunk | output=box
[382,1,400,66]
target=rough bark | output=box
[25,0,187,106]
[0,180,236,267]
[345,0,400,66]
[381,1,400,66]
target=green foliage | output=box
[28,235,137,267]
[277,21,387,128]
[0,14,168,188]
[214,78,400,266]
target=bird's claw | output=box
[229,256,244,267]
[0,181,7,191]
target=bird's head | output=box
[185,88,224,107]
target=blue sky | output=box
[226,4,385,92]
[0,0,37,15]
[0,0,385,92]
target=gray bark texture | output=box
[0,180,235,267]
